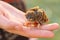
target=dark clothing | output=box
[0,29,29,40]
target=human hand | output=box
[0,1,59,38]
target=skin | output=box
[0,1,59,38]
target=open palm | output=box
[0,1,59,38]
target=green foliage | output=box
[25,0,60,40]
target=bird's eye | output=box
[34,11,37,14]
[26,13,33,19]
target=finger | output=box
[14,26,54,38]
[0,1,27,21]
[26,30,54,38]
[41,23,59,31]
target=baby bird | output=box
[25,6,48,28]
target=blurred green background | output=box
[25,0,60,40]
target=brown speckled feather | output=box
[25,6,48,27]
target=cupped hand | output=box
[0,1,59,38]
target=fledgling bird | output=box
[25,6,48,27]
